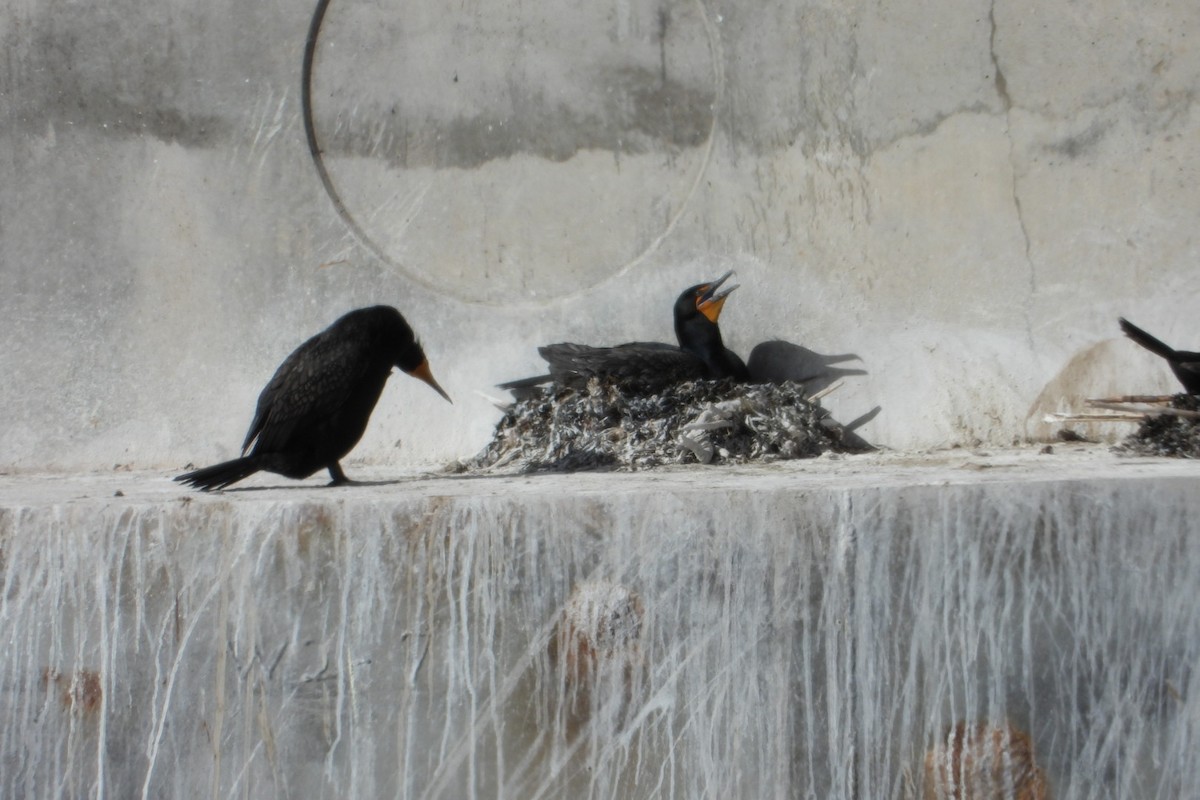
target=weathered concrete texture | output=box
[1,0,1198,470]
[0,450,1197,797]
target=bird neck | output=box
[676,317,725,364]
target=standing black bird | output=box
[1119,317,1200,394]
[500,271,749,394]
[175,305,451,491]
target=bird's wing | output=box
[539,342,703,387]
[242,328,374,454]
[497,373,553,391]
[1175,358,1200,382]
[721,349,751,382]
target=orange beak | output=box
[696,270,739,323]
[407,359,452,403]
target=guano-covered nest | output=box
[467,379,868,473]
[1118,393,1200,458]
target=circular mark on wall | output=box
[304,0,719,307]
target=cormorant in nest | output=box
[501,271,749,396]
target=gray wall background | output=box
[3,0,1198,471]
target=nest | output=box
[1117,393,1200,458]
[466,378,865,473]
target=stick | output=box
[1086,394,1175,405]
[1086,401,1200,419]
[807,379,844,403]
[1043,413,1144,423]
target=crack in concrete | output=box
[990,0,1037,351]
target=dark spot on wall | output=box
[7,6,247,148]
[615,66,713,150]
[41,668,103,715]
[1046,120,1110,160]
[16,87,229,148]
[317,66,713,169]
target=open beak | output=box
[407,359,453,403]
[696,270,740,323]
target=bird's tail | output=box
[174,456,260,492]
[1119,318,1177,360]
[497,373,553,391]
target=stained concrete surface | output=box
[2,0,1199,471]
[0,443,1193,507]
[2,445,1198,797]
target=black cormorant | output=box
[176,305,450,491]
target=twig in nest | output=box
[1087,394,1176,405]
[807,379,844,403]
[1086,400,1200,419]
[1043,412,1143,424]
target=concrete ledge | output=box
[1,448,1198,797]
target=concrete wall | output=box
[3,0,1198,470]
[3,462,1199,797]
